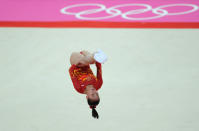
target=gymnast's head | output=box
[85,85,100,119]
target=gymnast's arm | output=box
[95,62,103,88]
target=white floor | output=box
[0,28,199,131]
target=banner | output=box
[0,0,199,28]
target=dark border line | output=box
[0,21,199,28]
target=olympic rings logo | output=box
[60,3,199,20]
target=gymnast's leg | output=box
[70,51,95,67]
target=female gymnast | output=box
[69,50,104,119]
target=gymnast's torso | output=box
[69,62,103,94]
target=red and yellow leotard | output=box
[69,62,103,94]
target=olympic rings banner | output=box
[0,0,199,28]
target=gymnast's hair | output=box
[87,98,100,119]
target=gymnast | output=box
[69,50,107,119]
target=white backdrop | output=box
[0,28,199,131]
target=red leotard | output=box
[69,62,103,94]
